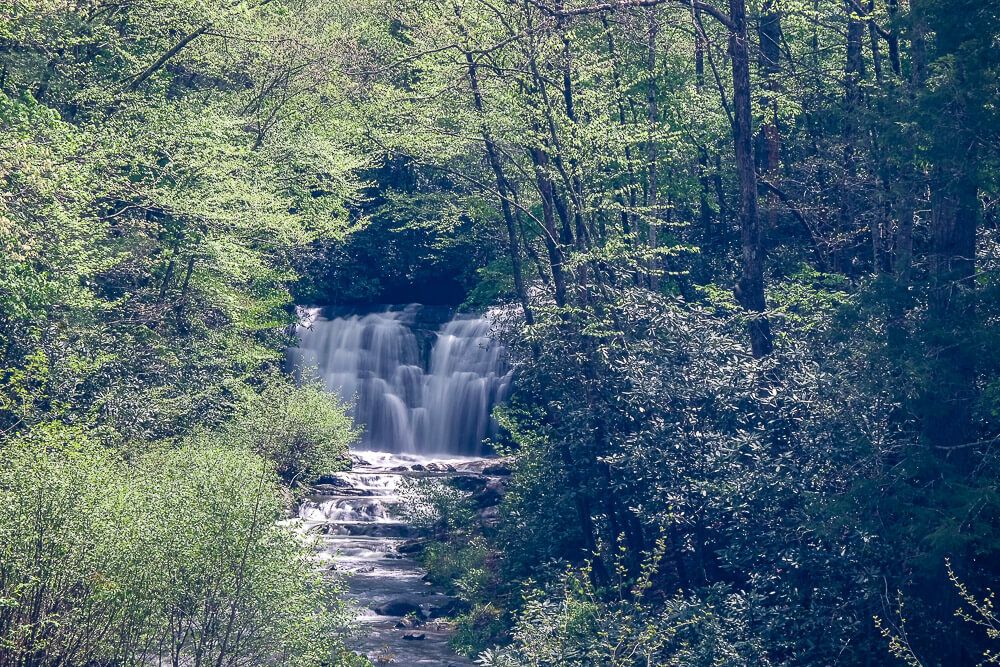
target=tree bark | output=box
[455,12,535,325]
[756,0,782,228]
[728,0,774,357]
[645,10,661,290]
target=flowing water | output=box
[288,306,510,665]
[288,305,512,457]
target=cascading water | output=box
[288,305,510,664]
[288,304,512,456]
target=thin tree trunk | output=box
[644,10,660,290]
[756,0,782,228]
[529,145,569,307]
[728,0,774,357]
[455,9,535,325]
[127,25,209,91]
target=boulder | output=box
[482,462,512,476]
[478,505,500,527]
[374,599,423,617]
[448,474,487,493]
[312,474,351,486]
[427,597,470,618]
[402,633,426,641]
[397,539,429,555]
[473,481,505,508]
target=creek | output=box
[289,305,511,665]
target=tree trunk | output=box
[756,0,782,228]
[728,0,774,357]
[456,16,535,325]
[645,10,660,290]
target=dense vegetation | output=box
[323,0,998,664]
[0,2,363,665]
[3,0,999,665]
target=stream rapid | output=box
[289,306,510,665]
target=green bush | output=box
[0,423,360,667]
[225,379,357,485]
[476,564,771,667]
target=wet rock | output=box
[398,539,429,555]
[343,522,416,538]
[448,474,487,493]
[473,486,503,508]
[375,599,423,617]
[312,483,355,496]
[402,633,426,641]
[314,473,345,485]
[394,616,424,629]
[427,597,470,618]
[482,462,512,476]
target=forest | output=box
[0,0,997,665]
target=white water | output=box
[288,305,512,456]
[293,451,497,665]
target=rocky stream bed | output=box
[296,452,509,666]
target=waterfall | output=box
[288,305,512,456]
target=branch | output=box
[758,179,829,268]
[932,436,1000,452]
[126,25,210,91]
[845,0,891,39]
[523,0,735,32]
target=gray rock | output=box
[448,475,487,493]
[375,599,423,617]
[482,462,512,476]
[427,597,470,618]
[398,539,429,554]
[473,486,503,508]
[479,505,500,527]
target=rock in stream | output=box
[298,452,495,666]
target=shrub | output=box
[225,379,357,485]
[476,565,772,667]
[0,423,360,666]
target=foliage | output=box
[476,547,771,666]
[877,560,1000,666]
[223,378,357,485]
[0,424,359,666]
[320,0,1000,662]
[3,0,1000,663]
[0,2,367,664]
[0,0,363,440]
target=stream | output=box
[288,305,511,665]
[299,452,496,665]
